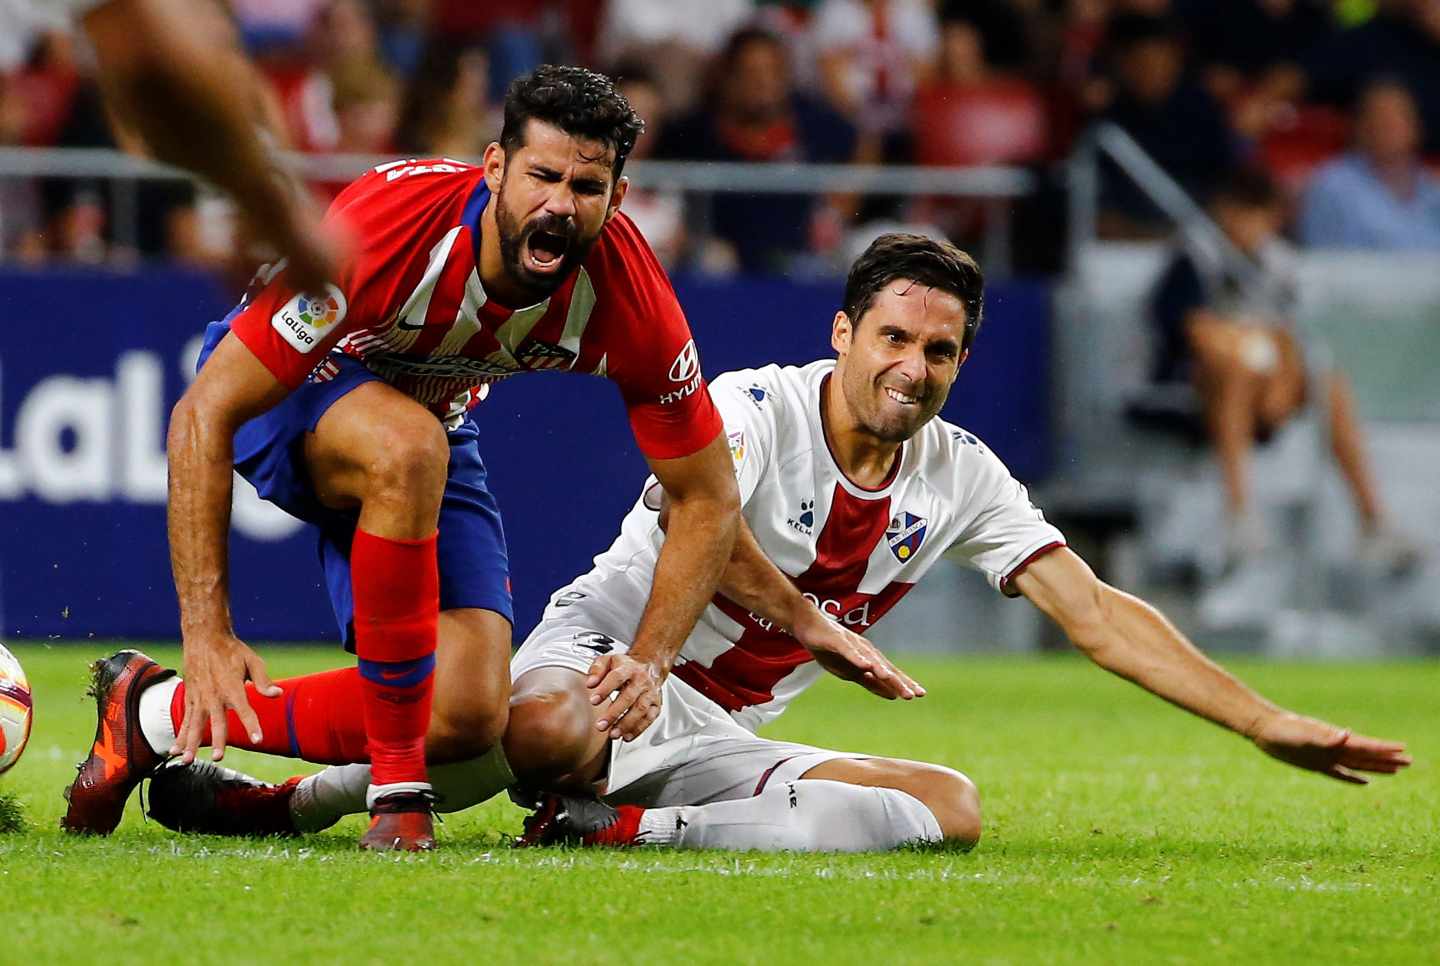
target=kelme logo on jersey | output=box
[745,385,767,407]
[271,285,347,354]
[886,512,927,562]
[786,499,815,536]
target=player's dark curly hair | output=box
[843,234,986,351]
[500,65,645,180]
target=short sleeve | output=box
[225,170,408,388]
[944,452,1066,598]
[588,215,723,461]
[708,371,781,507]
[226,266,356,389]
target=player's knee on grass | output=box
[923,767,982,848]
[806,757,982,848]
[504,674,599,785]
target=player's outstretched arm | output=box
[589,433,739,742]
[82,0,338,293]
[1012,548,1412,784]
[167,334,289,763]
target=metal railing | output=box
[0,147,1036,274]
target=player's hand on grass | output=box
[1249,711,1412,784]
[586,653,663,742]
[172,634,281,764]
[792,607,924,701]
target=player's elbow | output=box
[1060,580,1118,659]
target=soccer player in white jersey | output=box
[28,0,337,291]
[146,234,1411,852]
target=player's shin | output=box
[290,746,515,831]
[637,779,943,852]
[351,528,441,804]
[137,667,370,762]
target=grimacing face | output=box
[832,280,969,444]
[486,119,627,301]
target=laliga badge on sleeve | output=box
[271,285,348,353]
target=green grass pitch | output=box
[2,643,1437,964]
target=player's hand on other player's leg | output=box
[173,634,281,764]
[1249,711,1412,784]
[793,609,924,701]
[586,654,663,742]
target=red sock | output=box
[170,667,369,764]
[351,528,439,788]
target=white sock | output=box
[289,745,515,831]
[137,676,181,756]
[634,779,943,852]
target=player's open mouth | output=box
[884,387,919,406]
[524,229,571,274]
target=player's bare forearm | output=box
[166,396,239,637]
[714,518,809,632]
[166,336,290,638]
[1015,549,1279,736]
[630,435,741,673]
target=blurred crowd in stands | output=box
[1,0,1438,273]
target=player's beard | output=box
[841,364,948,444]
[494,193,602,303]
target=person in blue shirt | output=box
[1300,79,1440,251]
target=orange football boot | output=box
[359,793,436,852]
[61,650,175,835]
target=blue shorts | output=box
[198,321,513,648]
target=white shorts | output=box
[511,618,867,808]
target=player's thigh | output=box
[303,380,450,511]
[427,607,513,757]
[802,756,981,840]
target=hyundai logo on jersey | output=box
[887,512,928,562]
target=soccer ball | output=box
[0,644,33,775]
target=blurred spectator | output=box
[1299,0,1440,153]
[912,11,1047,167]
[374,0,431,76]
[394,41,501,157]
[1299,79,1440,250]
[330,59,399,155]
[611,64,687,268]
[230,0,328,51]
[431,0,568,92]
[656,26,857,274]
[1180,0,1333,100]
[598,0,756,110]
[1095,13,1238,235]
[810,0,939,154]
[1147,169,1414,568]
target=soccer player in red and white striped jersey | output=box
[61,66,740,850]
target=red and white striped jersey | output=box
[224,157,721,460]
[540,360,1066,731]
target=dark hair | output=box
[500,64,645,179]
[843,234,986,350]
[1106,12,1183,53]
[720,26,788,66]
[1212,166,1282,210]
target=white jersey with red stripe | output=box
[222,157,720,461]
[537,360,1066,732]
